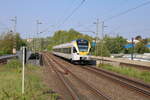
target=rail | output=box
[43,53,80,100]
[49,53,111,100]
[0,55,17,60]
[53,55,150,97]
[84,66,150,97]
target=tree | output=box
[47,29,94,51]
[15,33,27,50]
[135,35,142,41]
[0,33,14,55]
[0,33,26,55]
[135,39,150,54]
[103,35,127,54]
[94,41,110,57]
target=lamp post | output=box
[131,37,134,60]
[100,21,108,64]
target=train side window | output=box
[69,48,71,54]
[73,47,77,53]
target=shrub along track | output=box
[44,53,111,100]
[50,53,150,100]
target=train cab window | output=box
[89,48,91,52]
[73,47,77,53]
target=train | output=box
[52,39,91,63]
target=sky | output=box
[0,0,150,40]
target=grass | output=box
[0,59,59,100]
[99,64,150,83]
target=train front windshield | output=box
[77,39,89,52]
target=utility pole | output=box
[10,16,17,54]
[94,18,100,56]
[131,37,134,60]
[33,35,35,53]
[36,20,39,52]
[101,21,104,64]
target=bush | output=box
[93,42,110,57]
[6,59,22,69]
[99,64,150,83]
[0,64,59,100]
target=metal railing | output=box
[0,55,18,60]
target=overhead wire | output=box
[103,0,130,18]
[39,0,80,34]
[75,24,95,33]
[40,0,86,37]
[73,0,129,36]
[104,0,150,37]
[0,20,9,32]
[104,0,150,22]
[57,0,86,28]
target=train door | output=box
[72,47,78,61]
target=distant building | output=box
[127,39,140,44]
[27,38,33,43]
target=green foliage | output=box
[0,33,27,55]
[15,33,27,50]
[47,29,93,51]
[5,59,22,69]
[135,35,142,40]
[99,64,150,83]
[104,35,127,54]
[0,65,58,100]
[49,29,111,56]
[134,39,150,54]
[27,29,93,51]
[0,34,14,55]
[45,29,128,56]
[148,38,150,42]
[124,37,150,54]
[93,41,110,57]
[47,44,53,51]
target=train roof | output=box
[53,39,89,49]
[72,38,88,42]
[53,42,74,49]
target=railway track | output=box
[82,66,150,97]
[52,54,150,98]
[44,53,111,100]
[44,53,79,100]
